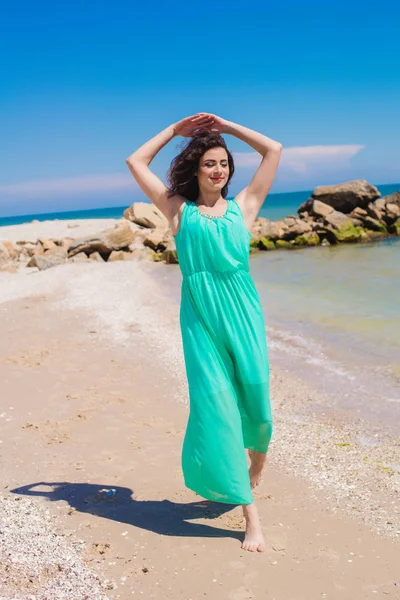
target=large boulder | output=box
[124,202,168,229]
[67,221,135,258]
[298,179,380,214]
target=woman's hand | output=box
[173,114,215,137]
[194,112,228,134]
[173,113,228,137]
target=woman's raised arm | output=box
[194,113,283,229]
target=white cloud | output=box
[0,173,138,199]
[231,152,262,167]
[233,145,365,174]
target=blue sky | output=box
[1,0,399,217]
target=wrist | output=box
[222,120,235,135]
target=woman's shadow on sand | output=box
[11,482,243,541]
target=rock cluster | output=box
[0,203,178,272]
[1,181,399,272]
[250,179,400,252]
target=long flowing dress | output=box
[174,198,273,505]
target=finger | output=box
[192,115,213,122]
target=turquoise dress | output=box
[174,199,272,505]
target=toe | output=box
[257,543,265,553]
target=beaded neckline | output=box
[194,200,229,220]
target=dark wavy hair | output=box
[166,131,235,202]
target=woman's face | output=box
[196,147,230,192]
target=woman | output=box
[126,113,282,552]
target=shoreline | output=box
[0,258,399,598]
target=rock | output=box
[366,203,384,221]
[390,218,400,235]
[350,207,368,218]
[28,246,68,270]
[130,246,159,262]
[123,202,168,229]
[281,217,312,240]
[363,216,387,233]
[349,217,364,227]
[385,203,400,224]
[38,238,56,251]
[0,240,21,261]
[69,252,90,263]
[163,242,179,264]
[143,227,171,252]
[382,191,400,207]
[108,250,135,261]
[0,243,11,266]
[20,243,37,257]
[324,210,354,230]
[67,221,134,258]
[301,179,380,214]
[326,223,363,243]
[60,238,73,251]
[251,218,285,241]
[310,200,334,219]
[293,232,320,246]
[257,237,276,251]
[322,211,364,242]
[89,252,105,262]
[275,240,293,249]
[374,198,387,211]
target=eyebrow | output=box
[204,158,228,162]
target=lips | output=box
[211,178,223,181]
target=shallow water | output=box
[251,237,400,432]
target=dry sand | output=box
[0,221,399,599]
[0,218,124,244]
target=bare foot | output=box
[248,449,266,489]
[241,503,265,552]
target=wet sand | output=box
[0,247,399,598]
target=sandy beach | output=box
[1,220,399,599]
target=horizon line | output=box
[0,181,399,222]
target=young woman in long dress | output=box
[126,113,282,552]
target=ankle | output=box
[242,502,258,520]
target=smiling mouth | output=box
[211,178,223,181]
